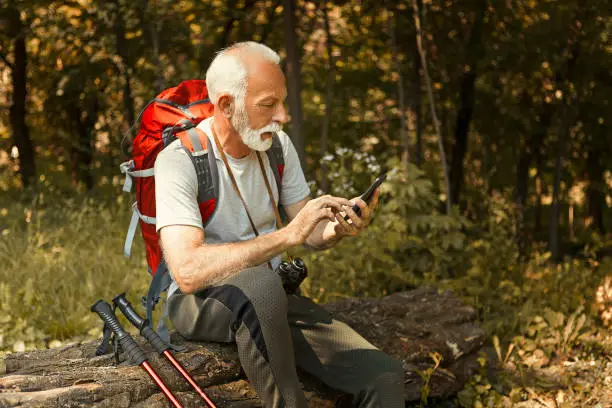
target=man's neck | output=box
[211,114,251,159]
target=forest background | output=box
[0,0,611,406]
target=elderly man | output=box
[154,41,404,407]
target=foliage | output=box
[298,149,470,303]
[416,351,443,406]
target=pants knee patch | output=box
[197,284,270,362]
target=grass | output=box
[0,191,152,352]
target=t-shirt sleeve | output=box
[154,146,204,232]
[277,131,310,206]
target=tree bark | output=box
[319,3,334,194]
[449,0,487,208]
[282,0,306,168]
[6,7,36,188]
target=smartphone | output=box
[343,173,387,220]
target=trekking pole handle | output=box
[90,299,147,366]
[113,293,169,354]
[113,292,146,328]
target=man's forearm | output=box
[176,229,294,293]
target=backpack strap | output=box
[265,133,286,226]
[265,133,284,197]
[124,202,156,257]
[178,127,220,227]
[143,260,185,352]
[119,160,155,193]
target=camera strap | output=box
[256,152,284,229]
[255,151,294,262]
[211,124,261,236]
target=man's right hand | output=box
[285,195,352,246]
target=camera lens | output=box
[292,258,305,270]
[279,261,292,273]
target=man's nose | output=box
[273,103,289,124]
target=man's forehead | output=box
[245,60,286,99]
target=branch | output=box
[0,47,14,70]
[412,0,452,214]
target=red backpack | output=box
[117,80,285,344]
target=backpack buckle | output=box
[141,295,160,310]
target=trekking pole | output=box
[91,299,183,408]
[113,293,218,408]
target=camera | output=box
[275,258,307,294]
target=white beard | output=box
[231,102,281,151]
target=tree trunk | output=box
[586,141,606,235]
[515,112,551,212]
[413,15,423,168]
[70,95,98,190]
[113,0,135,129]
[515,112,550,257]
[412,0,451,214]
[282,0,305,167]
[0,287,486,406]
[319,3,334,194]
[449,0,487,208]
[534,146,544,239]
[6,7,36,188]
[549,127,568,262]
[549,37,580,260]
[389,10,408,165]
[138,0,163,94]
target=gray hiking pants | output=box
[167,266,404,408]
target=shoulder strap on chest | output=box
[177,127,219,226]
[266,133,284,195]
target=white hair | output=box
[206,41,281,105]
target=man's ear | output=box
[217,94,234,118]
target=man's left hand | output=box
[333,188,381,238]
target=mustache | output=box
[256,122,282,133]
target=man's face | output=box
[231,61,288,151]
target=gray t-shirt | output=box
[154,117,310,295]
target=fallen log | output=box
[0,287,486,407]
